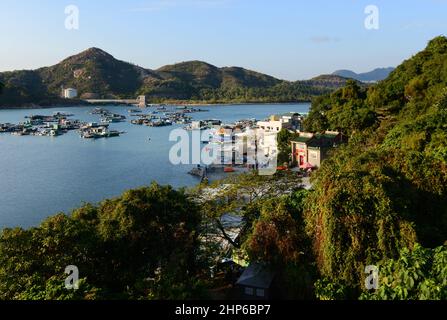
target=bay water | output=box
[0,103,310,228]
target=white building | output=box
[257,113,304,133]
[63,88,78,99]
[256,115,292,133]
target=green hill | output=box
[38,48,147,99]
[368,36,447,119]
[303,36,447,295]
[0,70,50,105]
[306,74,358,88]
[0,48,351,107]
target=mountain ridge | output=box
[0,48,355,107]
[333,67,395,82]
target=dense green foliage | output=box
[302,36,447,298]
[0,70,83,107]
[243,190,315,299]
[0,48,349,107]
[194,173,314,299]
[0,70,53,105]
[360,244,447,300]
[304,80,378,135]
[367,36,447,119]
[304,144,419,285]
[0,183,205,300]
[244,191,309,267]
[194,171,303,248]
[277,128,298,165]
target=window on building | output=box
[256,289,265,297]
[245,287,254,296]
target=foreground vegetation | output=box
[0,184,206,300]
[1,37,447,300]
[301,36,447,299]
[0,171,445,300]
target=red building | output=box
[291,131,345,169]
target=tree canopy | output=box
[360,244,447,300]
[0,183,204,300]
[304,80,378,135]
[301,36,447,297]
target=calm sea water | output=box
[0,103,309,228]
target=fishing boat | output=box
[131,119,145,125]
[12,128,35,136]
[80,126,121,139]
[53,111,74,118]
[101,114,126,123]
[91,107,109,115]
[49,129,61,137]
[0,123,16,133]
[145,118,173,127]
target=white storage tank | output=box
[64,88,78,99]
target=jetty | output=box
[188,165,209,183]
[86,95,147,108]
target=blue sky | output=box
[0,0,446,80]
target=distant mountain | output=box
[38,48,150,99]
[333,67,395,82]
[157,61,281,88]
[0,48,350,107]
[140,60,283,100]
[306,74,357,88]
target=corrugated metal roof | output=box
[291,136,313,143]
[236,263,275,289]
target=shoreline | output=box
[0,101,311,110]
[180,101,311,107]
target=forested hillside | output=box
[0,48,352,107]
[303,36,447,298]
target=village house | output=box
[256,113,304,133]
[255,113,304,166]
[257,115,287,133]
[280,112,305,132]
[236,263,276,300]
[291,131,345,169]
